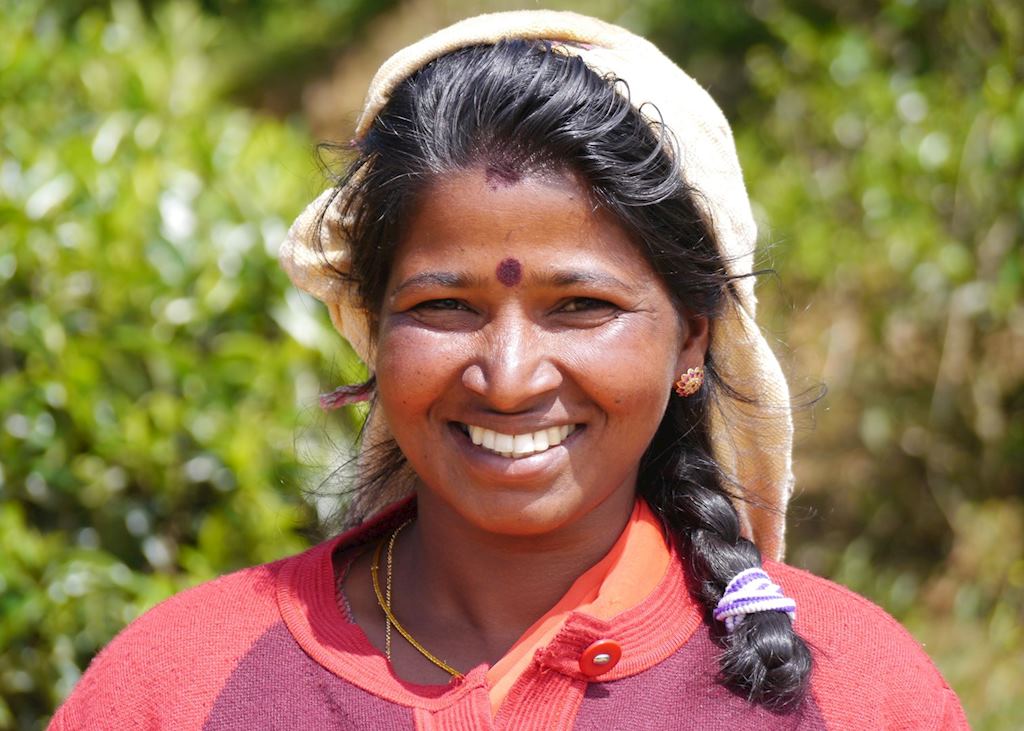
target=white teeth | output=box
[493,432,514,453]
[512,434,534,457]
[463,424,577,458]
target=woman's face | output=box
[374,166,708,538]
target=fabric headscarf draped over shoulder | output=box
[279,10,795,561]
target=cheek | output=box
[588,356,672,428]
[374,324,467,415]
[559,323,676,436]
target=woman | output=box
[51,11,967,730]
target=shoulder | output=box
[49,555,296,730]
[766,560,969,730]
[766,560,937,667]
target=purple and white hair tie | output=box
[713,567,796,633]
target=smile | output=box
[458,423,578,458]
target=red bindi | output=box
[495,257,523,287]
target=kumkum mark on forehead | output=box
[484,161,522,190]
[496,257,523,287]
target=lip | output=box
[447,421,583,481]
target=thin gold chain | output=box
[370,520,464,678]
[384,523,398,658]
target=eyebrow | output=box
[389,271,484,297]
[533,269,640,294]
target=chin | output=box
[440,479,629,540]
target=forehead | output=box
[389,167,650,281]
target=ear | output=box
[675,313,710,375]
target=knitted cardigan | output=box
[49,504,968,730]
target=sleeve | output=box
[939,685,971,730]
[767,561,971,731]
[46,563,284,730]
[46,705,69,731]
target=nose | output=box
[461,313,561,412]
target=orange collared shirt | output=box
[485,498,672,714]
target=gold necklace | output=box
[370,520,464,678]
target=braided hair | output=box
[321,40,812,709]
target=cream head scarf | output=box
[279,10,795,561]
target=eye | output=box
[558,297,618,313]
[414,298,470,312]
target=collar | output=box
[275,498,703,712]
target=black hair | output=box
[319,40,812,709]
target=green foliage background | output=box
[1,0,1020,728]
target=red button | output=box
[578,639,622,677]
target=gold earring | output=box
[673,365,704,397]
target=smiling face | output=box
[374,166,708,539]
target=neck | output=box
[392,489,636,657]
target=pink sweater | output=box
[50,504,968,730]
